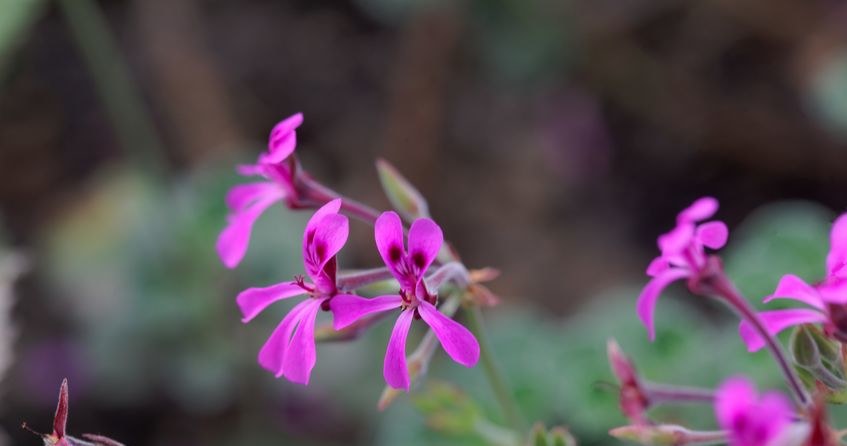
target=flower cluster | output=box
[219,114,479,389]
[612,197,846,446]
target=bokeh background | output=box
[1,0,847,444]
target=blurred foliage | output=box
[809,50,847,142]
[0,0,46,81]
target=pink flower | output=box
[237,199,354,385]
[217,113,303,268]
[330,211,480,390]
[637,197,729,340]
[740,214,847,351]
[715,376,792,446]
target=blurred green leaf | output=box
[0,0,46,80]
[808,49,847,141]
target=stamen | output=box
[294,275,315,293]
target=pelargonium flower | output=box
[217,113,303,268]
[637,197,729,340]
[237,198,354,384]
[330,211,480,390]
[740,214,847,351]
[715,376,792,446]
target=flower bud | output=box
[789,325,847,400]
[376,158,430,221]
[607,339,649,424]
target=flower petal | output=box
[697,221,728,250]
[646,257,669,276]
[417,300,480,367]
[738,309,826,352]
[375,211,406,278]
[217,190,285,268]
[758,391,792,439]
[716,377,791,446]
[827,213,847,277]
[716,376,756,432]
[237,281,306,322]
[817,279,847,304]
[657,223,695,257]
[282,298,323,384]
[225,182,278,211]
[329,294,403,329]
[384,309,415,391]
[677,197,718,223]
[264,113,303,163]
[302,199,344,277]
[257,299,313,375]
[636,268,690,341]
[764,274,825,310]
[407,218,443,275]
[307,213,349,277]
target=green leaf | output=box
[0,0,46,80]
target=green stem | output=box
[57,0,168,179]
[465,306,525,434]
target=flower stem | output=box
[706,263,810,408]
[301,177,382,224]
[337,267,395,291]
[465,306,525,433]
[644,382,714,404]
[426,262,470,290]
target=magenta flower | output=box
[237,198,353,384]
[217,113,303,268]
[715,376,792,446]
[637,197,729,340]
[740,214,847,351]
[330,212,480,390]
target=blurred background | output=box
[1,0,847,444]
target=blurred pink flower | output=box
[217,113,303,268]
[740,214,847,351]
[330,211,479,390]
[238,199,355,385]
[637,197,729,340]
[715,376,792,446]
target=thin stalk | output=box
[337,267,395,291]
[708,270,810,408]
[465,306,524,433]
[57,0,168,180]
[426,262,469,289]
[644,382,714,404]
[301,177,381,224]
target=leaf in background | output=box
[723,201,833,303]
[0,0,46,80]
[807,49,847,141]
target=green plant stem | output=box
[465,306,525,435]
[57,0,168,179]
